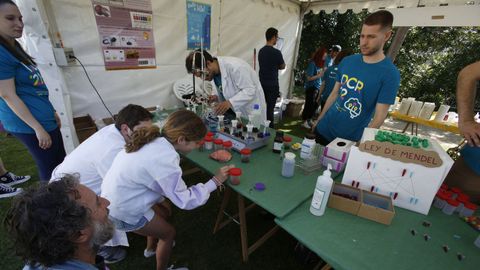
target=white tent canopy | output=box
[16,0,480,152]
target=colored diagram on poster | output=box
[187,0,211,49]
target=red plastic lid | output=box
[283,136,292,142]
[207,132,214,137]
[223,141,233,147]
[446,199,460,207]
[464,202,478,210]
[457,193,470,200]
[440,183,448,190]
[214,139,223,145]
[438,192,449,200]
[229,168,242,176]
[451,187,462,194]
[240,148,252,155]
[444,191,453,198]
[204,136,213,142]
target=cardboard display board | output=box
[341,128,454,215]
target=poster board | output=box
[91,0,156,70]
[186,0,211,50]
[341,128,454,215]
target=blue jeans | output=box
[10,127,66,181]
[109,216,149,232]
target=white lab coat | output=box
[212,56,267,123]
[50,124,129,247]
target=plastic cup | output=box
[240,148,252,163]
[229,168,242,185]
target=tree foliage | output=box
[296,11,480,111]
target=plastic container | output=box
[218,115,225,132]
[282,152,296,178]
[300,133,317,160]
[273,130,284,153]
[310,164,333,216]
[207,131,215,138]
[204,136,214,150]
[229,168,242,185]
[432,191,448,209]
[283,136,292,149]
[240,148,252,163]
[214,139,223,151]
[442,199,459,215]
[459,202,477,218]
[450,187,461,199]
[455,194,470,213]
[223,140,233,153]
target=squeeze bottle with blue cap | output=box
[251,104,262,129]
[310,164,333,216]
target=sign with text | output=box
[186,0,211,50]
[358,140,443,168]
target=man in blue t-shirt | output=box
[312,10,400,144]
[258,27,285,128]
[444,60,480,203]
[324,45,341,69]
[317,50,351,110]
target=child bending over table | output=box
[101,110,233,270]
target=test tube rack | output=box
[215,131,269,152]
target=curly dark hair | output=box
[3,175,91,267]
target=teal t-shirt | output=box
[316,54,400,142]
[304,61,321,89]
[320,64,339,102]
[0,45,57,134]
[461,145,480,175]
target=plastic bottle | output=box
[301,133,317,160]
[282,152,296,178]
[310,164,333,216]
[251,104,262,129]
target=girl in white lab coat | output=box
[101,110,232,270]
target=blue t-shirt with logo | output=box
[316,54,400,142]
[0,45,57,134]
[461,145,480,175]
[304,60,321,89]
[320,64,339,102]
[324,55,334,68]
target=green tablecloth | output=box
[186,135,324,218]
[275,199,480,270]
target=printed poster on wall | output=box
[91,0,156,70]
[186,1,211,50]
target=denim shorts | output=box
[109,216,149,232]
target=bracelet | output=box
[212,176,225,192]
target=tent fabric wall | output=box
[16,0,79,153]
[30,0,300,121]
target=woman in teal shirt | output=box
[302,47,326,129]
[0,0,65,181]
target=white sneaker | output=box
[144,241,175,258]
[301,121,311,129]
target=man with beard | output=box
[4,174,115,270]
[312,10,400,145]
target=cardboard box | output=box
[328,182,395,225]
[328,183,361,215]
[73,115,97,143]
[357,191,395,225]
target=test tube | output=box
[246,124,254,141]
[235,111,243,125]
[218,115,224,132]
[263,120,271,136]
[231,120,238,135]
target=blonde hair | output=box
[125,110,206,153]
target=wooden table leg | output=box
[213,187,232,234]
[238,194,249,262]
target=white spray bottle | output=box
[310,164,333,216]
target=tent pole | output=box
[287,3,308,98]
[386,26,410,62]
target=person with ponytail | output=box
[0,0,65,181]
[101,110,233,270]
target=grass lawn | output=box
[0,113,319,270]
